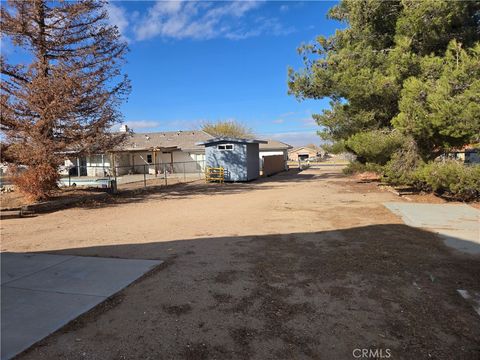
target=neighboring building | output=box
[259,140,292,171]
[465,149,480,164]
[64,129,211,176]
[288,146,323,161]
[108,130,211,175]
[198,137,267,182]
[63,128,293,177]
[442,146,480,165]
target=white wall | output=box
[62,156,110,177]
[86,155,111,177]
[69,150,208,176]
[189,153,206,170]
[113,153,131,175]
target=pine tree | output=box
[288,0,479,160]
[1,0,130,199]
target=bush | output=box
[322,140,347,155]
[12,163,60,201]
[345,130,406,165]
[383,139,423,186]
[343,161,383,175]
[413,161,480,201]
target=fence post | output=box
[68,172,71,187]
[164,165,167,186]
[183,162,186,182]
[144,164,147,188]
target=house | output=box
[64,127,293,177]
[442,146,480,165]
[197,137,267,181]
[64,129,211,176]
[107,129,211,175]
[465,149,480,164]
[288,146,324,161]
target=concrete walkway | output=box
[384,202,480,255]
[1,253,161,360]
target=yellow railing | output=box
[205,167,224,183]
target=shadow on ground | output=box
[75,169,322,210]
[1,169,323,216]
[14,224,480,360]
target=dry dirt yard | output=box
[1,167,479,360]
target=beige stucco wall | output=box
[288,148,317,161]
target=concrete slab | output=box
[384,202,480,255]
[1,253,74,285]
[1,287,103,360]
[9,256,162,297]
[0,253,162,360]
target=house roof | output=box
[196,137,268,146]
[288,146,319,154]
[114,130,292,153]
[115,130,212,152]
[260,139,293,150]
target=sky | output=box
[2,1,344,146]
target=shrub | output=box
[345,130,406,165]
[11,164,60,201]
[383,139,423,186]
[322,140,347,155]
[343,161,383,175]
[413,161,480,201]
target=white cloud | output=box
[128,0,292,41]
[164,118,206,130]
[106,2,130,41]
[135,1,256,41]
[268,131,321,147]
[273,110,317,127]
[300,117,317,127]
[279,111,296,118]
[123,120,161,130]
[224,16,294,40]
[280,4,289,12]
[204,1,260,19]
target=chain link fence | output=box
[58,160,206,192]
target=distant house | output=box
[63,128,293,176]
[465,149,480,164]
[288,146,324,161]
[441,146,480,165]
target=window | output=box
[146,154,153,164]
[218,144,234,151]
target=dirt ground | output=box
[1,167,479,360]
[0,176,188,209]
